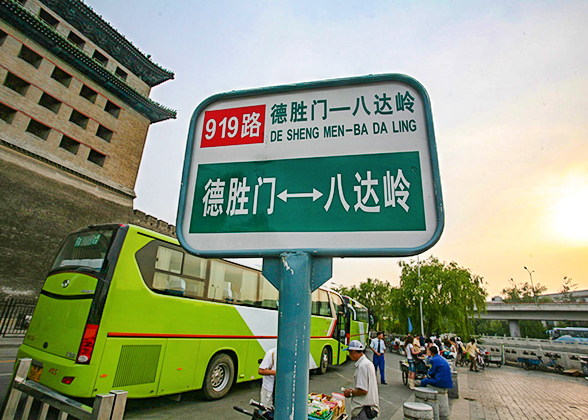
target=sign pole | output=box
[263,253,332,420]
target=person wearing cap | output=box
[369,332,387,384]
[342,340,380,419]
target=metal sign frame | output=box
[177,73,444,258]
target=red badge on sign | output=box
[201,105,266,148]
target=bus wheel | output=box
[318,347,330,375]
[203,353,235,400]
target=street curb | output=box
[0,339,23,349]
[0,344,21,349]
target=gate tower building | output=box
[0,0,176,296]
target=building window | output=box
[96,125,113,142]
[38,92,62,113]
[26,119,51,140]
[3,72,30,96]
[104,100,121,118]
[79,85,97,103]
[92,50,108,67]
[69,110,89,129]
[0,103,17,124]
[51,67,72,87]
[67,31,85,49]
[18,45,43,69]
[88,149,106,167]
[115,67,128,81]
[59,135,80,155]
[0,29,7,46]
[38,9,59,29]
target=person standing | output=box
[404,335,419,390]
[258,347,276,408]
[370,331,387,384]
[341,340,380,420]
[466,338,479,372]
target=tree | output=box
[501,278,548,303]
[391,256,487,339]
[334,278,396,331]
[558,277,578,302]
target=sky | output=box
[93,0,588,297]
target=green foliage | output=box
[473,320,509,336]
[473,319,547,339]
[501,278,548,303]
[392,256,488,338]
[558,277,578,302]
[333,257,488,337]
[334,278,395,331]
[519,320,549,339]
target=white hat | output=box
[344,340,365,351]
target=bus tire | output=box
[203,353,235,400]
[318,347,330,375]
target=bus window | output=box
[155,247,183,274]
[330,292,344,315]
[224,264,259,304]
[351,299,369,324]
[137,242,206,299]
[259,276,278,309]
[183,254,207,279]
[208,260,260,304]
[238,271,259,305]
[153,247,185,295]
[208,260,227,300]
[312,289,332,317]
[51,228,114,273]
[182,255,207,298]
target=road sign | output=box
[178,74,444,257]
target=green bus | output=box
[343,296,371,343]
[18,224,370,399]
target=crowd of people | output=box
[256,332,480,419]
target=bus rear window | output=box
[51,229,115,273]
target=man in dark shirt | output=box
[420,346,453,389]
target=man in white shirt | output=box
[258,347,318,409]
[341,340,380,420]
[258,347,276,408]
[369,332,387,384]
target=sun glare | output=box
[550,177,588,245]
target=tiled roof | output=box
[1,0,176,123]
[43,0,174,87]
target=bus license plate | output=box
[27,364,43,382]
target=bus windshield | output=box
[50,227,115,273]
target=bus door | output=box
[330,292,347,364]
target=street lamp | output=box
[523,266,537,304]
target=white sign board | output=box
[178,74,444,257]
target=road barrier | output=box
[480,335,588,371]
[1,359,127,420]
[0,299,36,338]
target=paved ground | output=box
[462,363,588,420]
[1,337,587,419]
